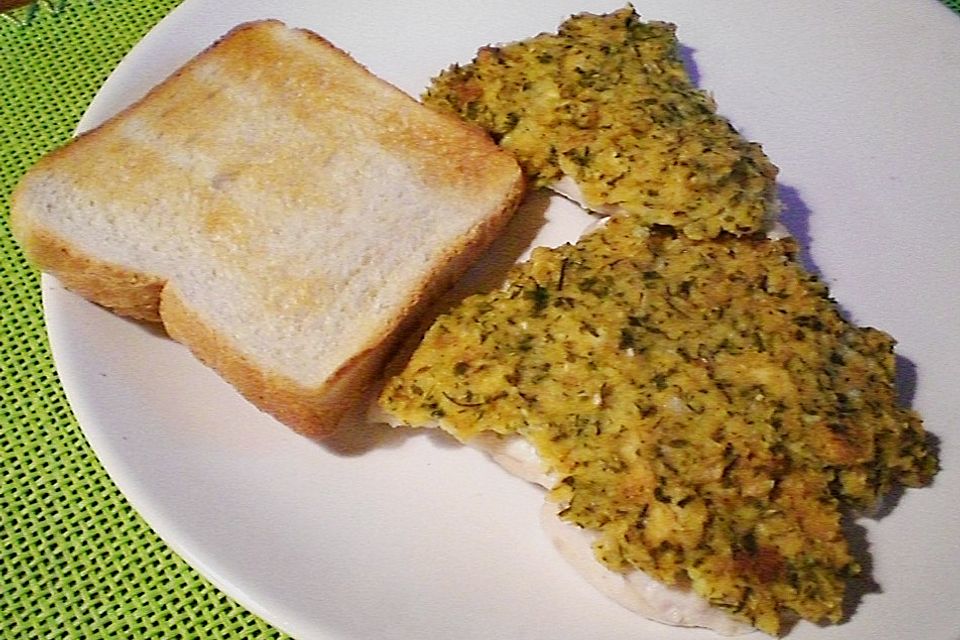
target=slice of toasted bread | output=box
[10,20,524,439]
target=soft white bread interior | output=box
[10,20,524,438]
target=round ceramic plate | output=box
[43,1,960,638]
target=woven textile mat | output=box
[3,1,959,638]
[1,1,285,637]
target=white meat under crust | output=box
[467,432,755,636]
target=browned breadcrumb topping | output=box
[379,214,937,634]
[422,7,778,239]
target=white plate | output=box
[42,1,960,638]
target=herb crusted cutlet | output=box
[423,7,778,239]
[384,5,937,635]
[379,215,937,634]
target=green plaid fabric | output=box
[1,1,286,637]
[2,1,958,638]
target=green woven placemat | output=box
[1,1,286,637]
